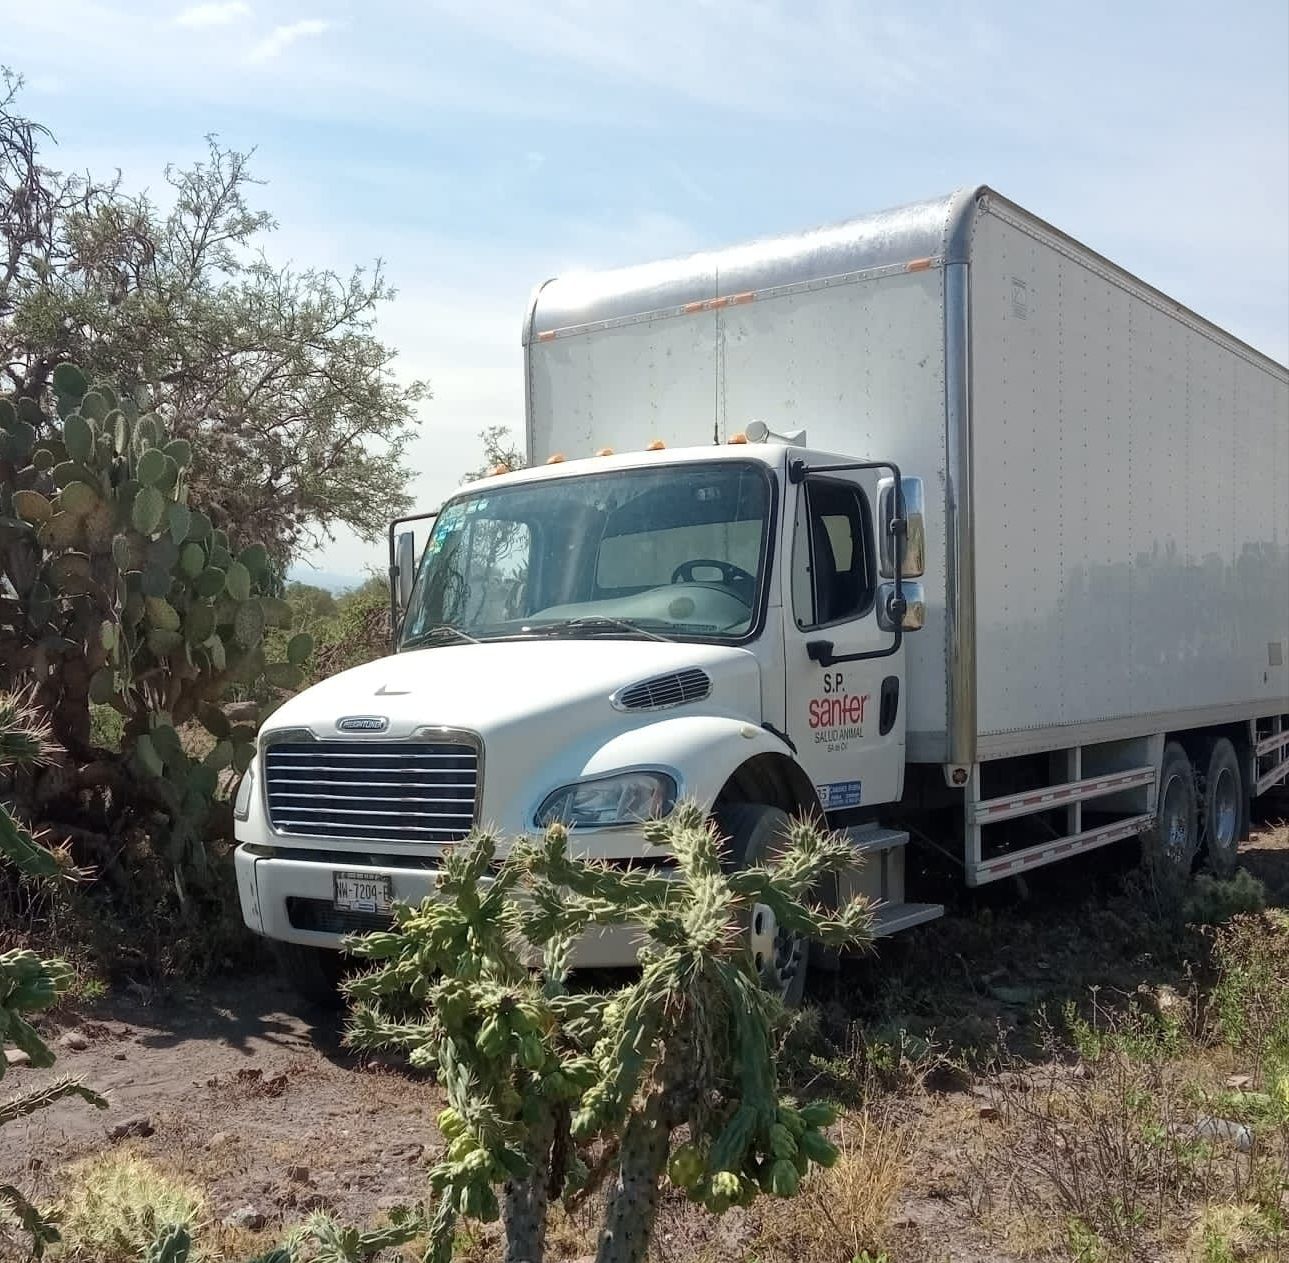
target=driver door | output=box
[783,469,906,811]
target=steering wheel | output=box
[670,559,756,600]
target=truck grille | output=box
[264,740,478,842]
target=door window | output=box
[792,479,876,629]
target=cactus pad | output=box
[132,485,165,535]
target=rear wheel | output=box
[717,803,809,1008]
[1140,741,1199,879]
[1199,737,1243,877]
[273,941,346,1009]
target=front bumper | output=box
[234,844,648,967]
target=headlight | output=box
[233,761,256,821]
[535,771,677,829]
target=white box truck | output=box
[234,186,1289,1002]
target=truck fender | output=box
[575,715,818,816]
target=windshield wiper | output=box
[523,616,670,643]
[401,624,480,650]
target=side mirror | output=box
[877,580,925,632]
[877,476,925,580]
[394,530,417,611]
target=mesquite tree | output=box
[346,804,873,1263]
[1,74,426,567]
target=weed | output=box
[1210,912,1289,1083]
[1064,995,1187,1064]
[1184,871,1267,926]
[753,1107,912,1262]
[1189,1203,1285,1262]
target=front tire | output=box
[1199,737,1244,877]
[273,941,346,1009]
[717,803,809,1008]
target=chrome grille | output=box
[614,667,711,711]
[264,740,478,842]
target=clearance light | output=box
[595,447,615,456]
[905,257,933,273]
[546,453,566,464]
[489,463,511,476]
[727,432,748,444]
[646,439,666,451]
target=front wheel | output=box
[273,940,346,1009]
[717,803,809,1008]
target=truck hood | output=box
[262,638,764,741]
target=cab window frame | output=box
[792,475,878,632]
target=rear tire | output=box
[717,803,809,1008]
[273,941,346,1009]
[1140,741,1199,879]
[1199,737,1244,877]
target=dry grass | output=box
[1185,1203,1285,1263]
[753,1107,914,1262]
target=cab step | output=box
[872,901,944,937]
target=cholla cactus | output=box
[345,834,600,1263]
[0,367,313,887]
[0,690,58,878]
[0,694,106,1259]
[347,806,873,1263]
[525,806,871,1263]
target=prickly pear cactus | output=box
[0,366,314,885]
[346,808,873,1263]
[143,1222,192,1263]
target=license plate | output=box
[333,871,393,914]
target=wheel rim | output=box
[749,901,804,1000]
[1210,766,1239,851]
[1159,772,1191,863]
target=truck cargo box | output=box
[524,186,1289,767]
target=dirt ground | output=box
[5,810,1288,1262]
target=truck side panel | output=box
[969,206,1289,755]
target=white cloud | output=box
[174,1,251,28]
[246,18,333,65]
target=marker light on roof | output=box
[489,463,511,476]
[546,453,566,464]
[596,447,615,456]
[727,432,748,444]
[646,439,666,450]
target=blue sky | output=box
[4,0,1287,585]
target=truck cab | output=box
[233,436,932,1001]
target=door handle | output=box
[879,675,900,736]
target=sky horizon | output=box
[4,0,1287,586]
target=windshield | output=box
[400,461,772,646]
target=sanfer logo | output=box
[337,716,389,733]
